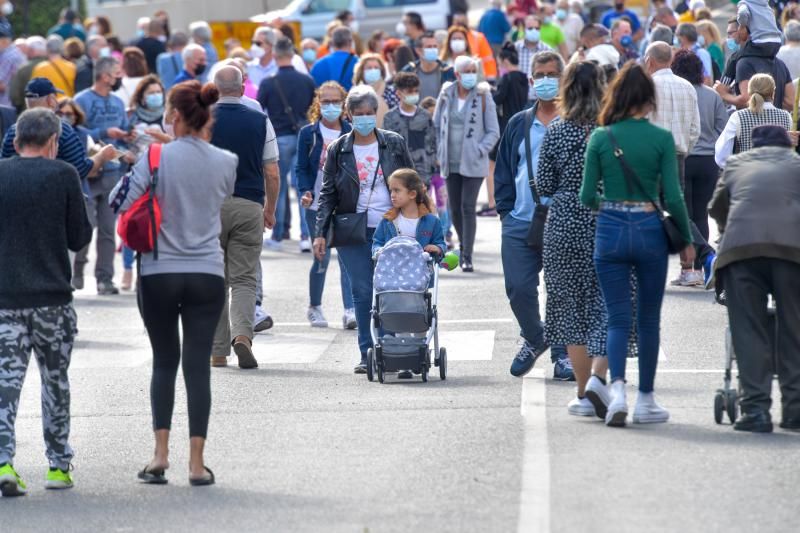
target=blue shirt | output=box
[310,50,358,90]
[75,89,130,172]
[172,69,196,85]
[511,115,547,222]
[478,8,512,45]
[157,51,183,90]
[601,9,642,33]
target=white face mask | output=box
[396,21,406,36]
[450,39,467,54]
[250,44,266,59]
[2,2,13,16]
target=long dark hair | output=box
[599,62,656,126]
[559,61,605,124]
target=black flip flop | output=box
[189,466,215,487]
[138,465,168,485]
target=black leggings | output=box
[140,273,225,438]
[446,173,484,257]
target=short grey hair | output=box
[213,65,243,96]
[26,36,47,55]
[254,27,278,46]
[46,34,64,55]
[345,84,379,114]
[785,20,800,43]
[453,55,478,73]
[532,50,565,76]
[86,34,106,53]
[182,43,205,62]
[676,23,698,43]
[331,27,353,50]
[168,31,189,49]
[645,41,673,66]
[274,37,294,59]
[94,56,119,82]
[189,21,212,43]
[649,24,674,46]
[15,108,62,150]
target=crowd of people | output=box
[1,0,800,497]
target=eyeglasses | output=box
[320,99,343,105]
[532,73,561,80]
[252,40,264,47]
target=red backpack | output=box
[117,143,163,257]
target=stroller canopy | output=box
[374,236,431,293]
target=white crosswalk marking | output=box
[252,331,338,364]
[437,330,495,360]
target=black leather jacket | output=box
[315,128,414,239]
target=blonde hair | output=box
[352,53,387,85]
[696,20,721,47]
[748,74,776,114]
[307,81,347,123]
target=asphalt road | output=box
[3,207,798,532]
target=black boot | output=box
[734,410,773,433]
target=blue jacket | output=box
[157,51,183,90]
[372,212,446,256]
[495,105,536,218]
[310,51,359,90]
[295,119,352,198]
[478,8,511,45]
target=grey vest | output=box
[734,107,792,154]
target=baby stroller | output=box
[713,291,778,424]
[367,236,447,383]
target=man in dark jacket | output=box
[74,35,108,94]
[709,125,800,433]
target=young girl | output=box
[372,168,447,257]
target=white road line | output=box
[518,368,550,533]
[438,330,495,360]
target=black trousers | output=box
[140,273,226,438]
[684,155,719,242]
[446,173,484,258]
[724,258,800,417]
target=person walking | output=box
[156,32,187,90]
[172,43,207,85]
[581,62,694,427]
[258,37,316,251]
[494,50,573,381]
[209,66,280,369]
[109,81,236,486]
[478,0,512,58]
[32,35,76,97]
[351,54,391,127]
[0,108,92,497]
[708,125,800,433]
[297,81,356,329]
[310,27,359,91]
[73,34,108,94]
[514,16,553,104]
[313,85,413,374]
[433,55,500,272]
[537,60,611,416]
[401,31,456,101]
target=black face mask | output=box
[195,63,207,77]
[111,77,122,92]
[615,3,625,10]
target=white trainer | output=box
[343,308,357,330]
[299,239,312,253]
[584,375,611,419]
[605,380,628,427]
[633,392,670,424]
[670,269,703,287]
[568,396,596,417]
[307,306,328,328]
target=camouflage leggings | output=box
[0,305,76,470]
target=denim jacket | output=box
[372,210,446,256]
[295,119,352,198]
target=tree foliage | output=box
[6,0,86,38]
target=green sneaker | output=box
[0,463,28,497]
[45,467,73,490]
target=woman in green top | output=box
[697,20,725,78]
[580,62,694,428]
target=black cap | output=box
[24,78,65,98]
[752,125,792,148]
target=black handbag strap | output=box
[272,76,299,132]
[523,103,542,205]
[364,160,381,208]
[339,53,355,85]
[604,126,665,216]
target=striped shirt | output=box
[2,120,93,180]
[515,39,553,101]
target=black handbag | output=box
[523,105,548,250]
[604,127,687,254]
[328,162,382,248]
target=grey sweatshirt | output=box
[738,0,781,43]
[109,136,238,277]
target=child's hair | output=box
[499,41,519,66]
[420,96,436,113]
[388,168,435,213]
[393,71,420,91]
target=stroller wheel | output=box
[439,347,447,381]
[726,389,738,424]
[377,348,385,383]
[367,348,375,382]
[714,390,724,424]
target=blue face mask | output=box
[726,37,739,53]
[302,48,318,63]
[145,92,164,109]
[533,77,559,101]
[673,36,680,47]
[352,114,377,136]
[364,68,382,84]
[556,9,568,20]
[525,28,540,42]
[423,47,439,62]
[459,73,478,90]
[543,16,552,25]
[620,35,633,48]
[321,103,342,122]
[136,29,145,38]
[697,35,705,47]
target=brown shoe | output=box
[233,339,258,369]
[210,356,228,367]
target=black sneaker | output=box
[97,280,119,295]
[71,276,84,291]
[509,340,547,377]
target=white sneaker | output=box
[307,306,328,328]
[568,396,596,417]
[263,238,282,251]
[254,306,274,333]
[633,392,670,424]
[605,380,628,427]
[299,239,312,253]
[343,308,357,330]
[584,375,611,419]
[670,269,703,287]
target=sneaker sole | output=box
[233,343,259,369]
[584,390,609,419]
[0,479,26,497]
[605,410,628,427]
[254,318,274,333]
[44,481,73,490]
[568,407,596,417]
[553,372,576,382]
[632,413,670,424]
[309,321,329,328]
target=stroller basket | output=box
[378,292,429,333]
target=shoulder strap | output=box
[523,104,542,205]
[339,54,355,85]
[604,127,663,213]
[48,60,74,95]
[148,143,162,186]
[271,77,299,132]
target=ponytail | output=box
[749,92,765,114]
[746,73,776,114]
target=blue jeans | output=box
[122,245,135,270]
[594,210,669,393]
[305,209,353,309]
[501,216,566,362]
[336,228,376,360]
[273,134,299,241]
